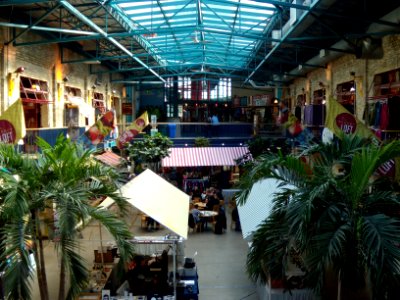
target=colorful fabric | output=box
[84,110,114,145]
[285,114,303,137]
[0,99,26,144]
[117,111,149,148]
[325,97,375,140]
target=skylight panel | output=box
[137,20,165,26]
[238,0,275,9]
[118,1,149,8]
[169,17,196,24]
[239,7,274,15]
[124,7,161,15]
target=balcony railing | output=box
[20,121,272,153]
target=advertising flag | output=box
[0,99,26,144]
[84,110,114,145]
[325,97,374,140]
[117,111,149,148]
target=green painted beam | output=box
[0,0,51,6]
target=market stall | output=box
[161,146,251,192]
[79,169,191,299]
[119,169,191,298]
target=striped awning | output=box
[162,147,250,167]
[238,178,294,242]
[94,151,125,168]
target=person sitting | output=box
[206,191,219,211]
[201,190,208,201]
[214,206,227,234]
[126,255,149,295]
[191,204,203,232]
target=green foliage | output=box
[239,134,400,298]
[126,132,173,164]
[194,137,210,147]
[0,135,135,300]
[247,136,290,158]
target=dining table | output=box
[199,210,218,230]
[199,210,218,218]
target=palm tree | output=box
[0,135,136,300]
[237,134,400,299]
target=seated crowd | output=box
[189,187,227,234]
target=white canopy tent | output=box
[116,169,190,297]
[119,168,190,239]
[238,178,290,242]
[238,178,314,300]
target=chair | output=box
[188,213,198,233]
[212,204,220,219]
[210,204,220,228]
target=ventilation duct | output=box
[319,49,328,57]
[271,30,281,46]
[249,80,274,89]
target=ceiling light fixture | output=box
[15,67,25,73]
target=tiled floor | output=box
[31,205,258,300]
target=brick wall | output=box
[291,35,400,121]
[2,23,400,130]
[1,26,123,129]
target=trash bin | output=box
[168,123,176,138]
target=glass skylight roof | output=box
[112,0,276,75]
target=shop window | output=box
[93,92,106,116]
[336,81,355,114]
[20,76,50,103]
[374,69,400,96]
[366,69,400,136]
[64,86,82,100]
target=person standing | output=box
[210,113,219,136]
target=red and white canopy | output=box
[162,147,250,167]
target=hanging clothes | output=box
[380,102,389,130]
[388,96,400,130]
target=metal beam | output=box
[209,0,306,11]
[243,0,323,85]
[121,71,246,81]
[59,0,165,83]
[90,61,250,74]
[6,3,62,45]
[0,22,98,37]
[0,0,51,6]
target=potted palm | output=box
[237,134,400,299]
[0,135,135,300]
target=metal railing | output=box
[21,122,259,153]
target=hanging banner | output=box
[117,111,149,149]
[84,110,114,145]
[0,99,26,144]
[325,97,375,140]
